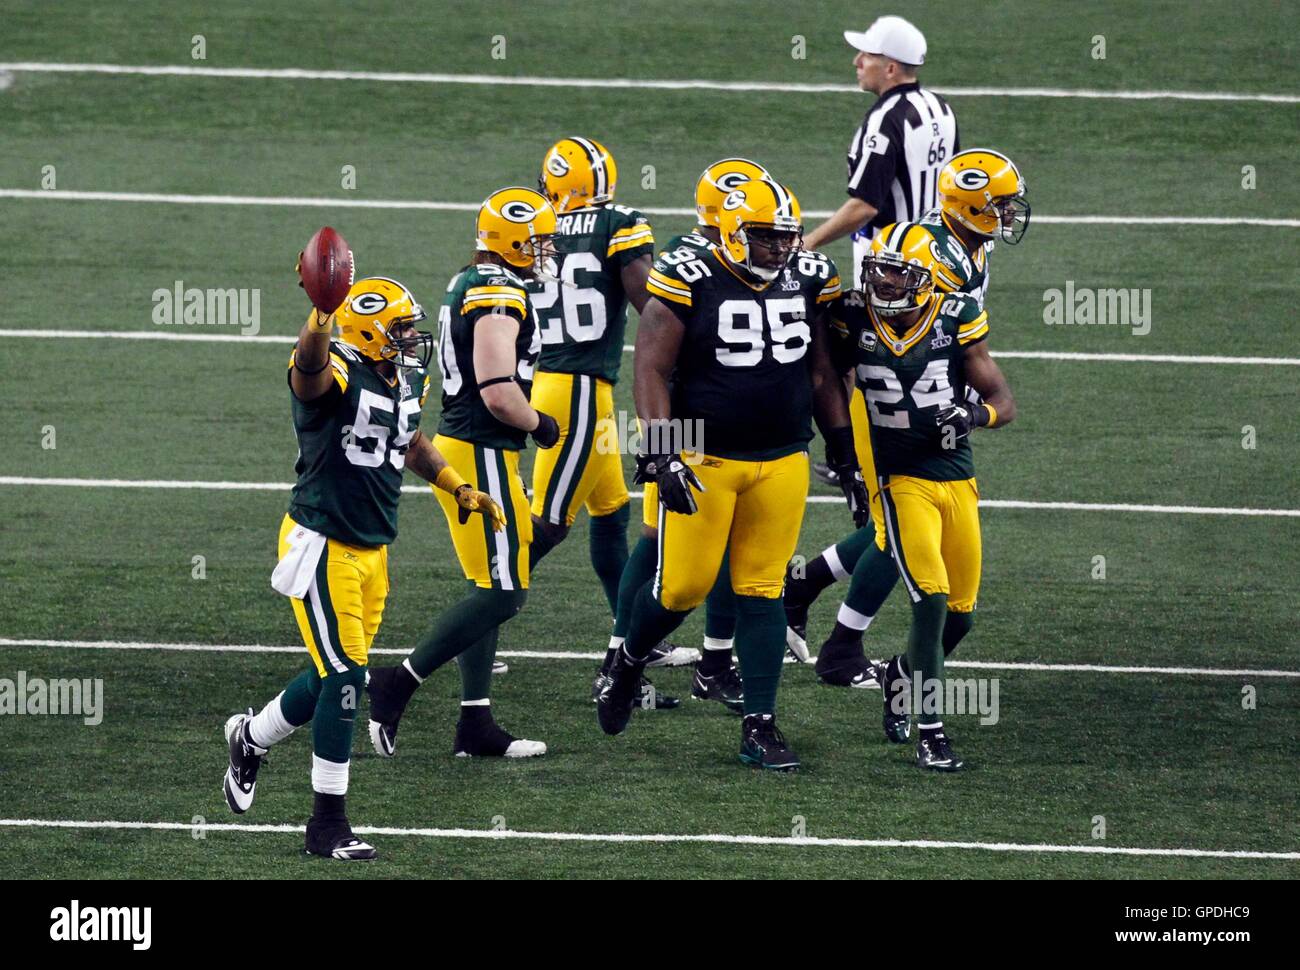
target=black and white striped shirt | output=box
[845,81,959,243]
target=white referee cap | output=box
[844,15,926,66]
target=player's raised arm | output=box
[472,313,560,446]
[963,340,1017,428]
[288,309,339,401]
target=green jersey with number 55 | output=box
[286,341,430,547]
[646,245,841,461]
[831,289,989,481]
[528,203,654,383]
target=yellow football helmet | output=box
[539,137,617,213]
[718,178,802,282]
[695,157,770,228]
[476,187,558,274]
[862,223,950,318]
[335,277,433,368]
[938,149,1030,244]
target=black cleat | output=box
[596,650,646,736]
[453,712,546,758]
[691,664,745,715]
[645,640,701,668]
[366,665,407,758]
[739,713,800,771]
[592,671,679,709]
[815,641,881,689]
[916,730,965,772]
[304,815,377,861]
[222,709,265,815]
[879,656,911,743]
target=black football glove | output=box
[531,410,560,449]
[934,403,989,443]
[822,425,871,529]
[635,452,705,515]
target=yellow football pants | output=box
[279,514,388,676]
[432,434,532,590]
[529,371,630,526]
[653,450,809,611]
[876,476,981,612]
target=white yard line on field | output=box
[3,188,1298,228]
[1,62,1297,104]
[1,638,1297,679]
[2,329,1298,367]
[0,818,1295,861]
[1,475,1297,517]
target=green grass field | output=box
[1,0,1297,879]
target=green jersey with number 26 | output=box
[528,203,654,384]
[286,340,429,547]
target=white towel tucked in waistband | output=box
[271,523,327,599]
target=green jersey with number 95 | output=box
[528,203,654,384]
[645,245,841,461]
[286,341,430,547]
[831,289,990,481]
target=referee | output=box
[803,15,959,287]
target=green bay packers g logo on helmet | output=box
[477,186,558,274]
[538,137,617,213]
[938,149,1031,245]
[335,277,434,369]
[695,157,770,228]
[718,178,803,284]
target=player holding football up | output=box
[524,137,692,709]
[609,157,773,716]
[222,273,505,861]
[598,178,869,770]
[836,221,1016,770]
[784,150,1029,690]
[366,188,562,761]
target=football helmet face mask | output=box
[862,223,941,318]
[718,178,803,283]
[539,137,617,213]
[335,277,433,369]
[694,157,770,229]
[476,186,558,277]
[938,149,1030,245]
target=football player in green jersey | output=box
[366,187,563,761]
[784,149,1029,690]
[598,179,869,770]
[524,138,692,709]
[222,273,506,862]
[838,222,1017,770]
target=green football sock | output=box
[833,525,877,576]
[703,549,737,641]
[899,608,975,677]
[408,584,527,680]
[733,595,786,715]
[624,583,689,662]
[907,592,948,725]
[456,628,498,703]
[588,504,630,615]
[312,667,366,763]
[279,666,322,726]
[843,543,901,619]
[612,535,657,639]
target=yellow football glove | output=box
[454,484,507,531]
[306,308,334,333]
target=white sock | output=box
[702,636,734,651]
[835,603,874,632]
[401,658,425,684]
[247,691,294,750]
[311,754,349,795]
[608,635,625,651]
[823,545,850,582]
[461,698,490,708]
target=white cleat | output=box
[785,626,811,663]
[645,641,701,668]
